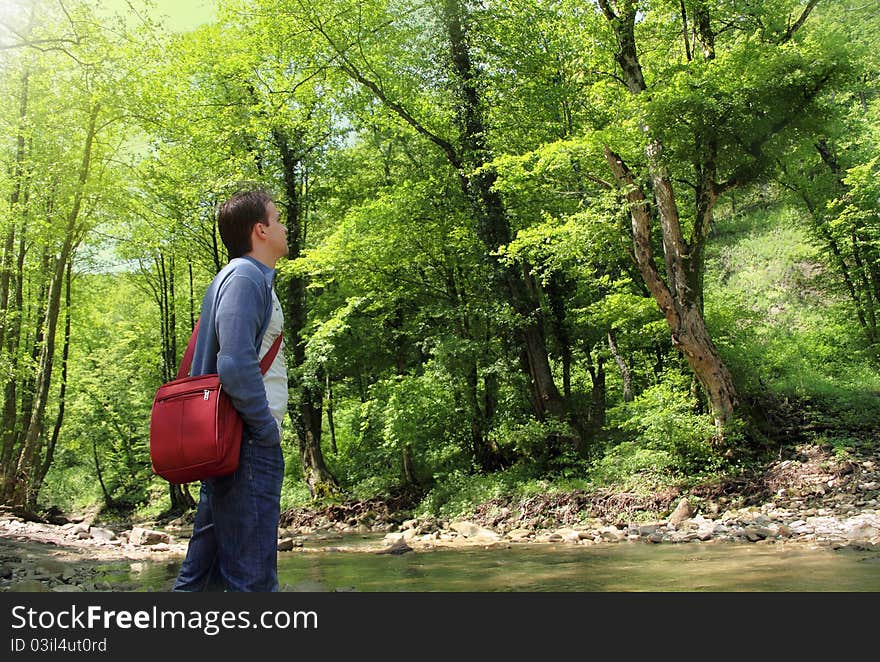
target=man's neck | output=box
[244,250,276,270]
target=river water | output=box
[122,535,880,592]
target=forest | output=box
[0,0,878,525]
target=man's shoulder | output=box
[225,257,266,278]
[215,258,270,289]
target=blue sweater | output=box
[190,256,279,446]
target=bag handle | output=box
[176,318,283,379]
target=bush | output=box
[592,371,722,486]
[413,461,572,520]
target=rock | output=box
[450,520,499,542]
[36,559,67,575]
[555,528,582,543]
[668,498,693,526]
[744,526,772,542]
[599,526,625,542]
[846,522,880,541]
[473,529,502,542]
[277,538,296,552]
[852,541,880,552]
[129,527,170,546]
[507,528,532,540]
[647,532,664,544]
[638,524,659,537]
[9,580,49,592]
[377,538,413,555]
[90,527,117,541]
[450,521,481,538]
[51,584,84,592]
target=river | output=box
[120,535,880,591]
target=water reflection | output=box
[123,538,880,592]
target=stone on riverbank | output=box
[451,520,501,542]
[129,527,170,546]
[90,527,117,541]
[668,498,693,526]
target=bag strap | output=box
[176,318,283,379]
[259,331,284,373]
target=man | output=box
[173,187,288,592]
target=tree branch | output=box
[604,146,677,324]
[296,0,463,171]
[781,0,820,43]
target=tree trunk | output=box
[169,483,195,511]
[188,258,195,331]
[326,372,337,454]
[583,343,607,433]
[0,68,30,495]
[274,128,338,497]
[92,435,113,511]
[10,103,99,509]
[444,1,573,434]
[0,67,29,351]
[599,2,739,440]
[156,251,177,383]
[608,329,634,403]
[1,243,41,502]
[592,354,606,433]
[446,261,500,470]
[547,273,573,402]
[402,443,416,486]
[605,147,738,437]
[32,261,72,503]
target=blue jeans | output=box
[172,439,284,592]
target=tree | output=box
[0,0,142,509]
[593,0,843,440]
[279,0,583,453]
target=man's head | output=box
[217,187,288,264]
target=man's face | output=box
[259,201,289,259]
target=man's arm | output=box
[214,273,279,445]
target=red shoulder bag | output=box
[149,320,283,484]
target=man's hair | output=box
[216,187,275,259]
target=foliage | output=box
[705,203,880,431]
[0,0,878,519]
[593,372,722,486]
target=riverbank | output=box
[1,441,878,591]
